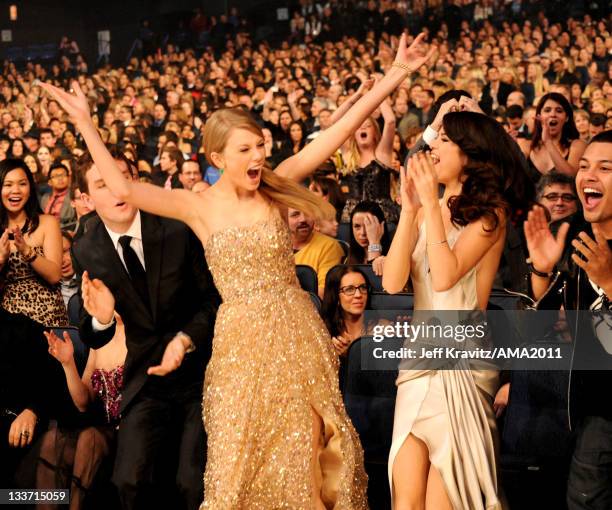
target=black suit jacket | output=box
[71,212,220,412]
[481,81,515,114]
[151,170,183,189]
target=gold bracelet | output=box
[392,61,412,73]
[427,239,448,246]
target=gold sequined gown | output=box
[200,214,368,509]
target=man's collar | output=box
[104,210,142,251]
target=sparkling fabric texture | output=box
[90,365,124,426]
[200,215,368,509]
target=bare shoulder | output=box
[516,137,531,155]
[37,214,61,233]
[570,138,587,153]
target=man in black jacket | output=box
[524,130,612,510]
[70,152,219,510]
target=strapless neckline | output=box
[205,216,281,250]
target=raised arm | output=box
[382,163,420,293]
[375,99,397,167]
[541,122,586,176]
[329,78,375,125]
[275,33,434,182]
[38,81,205,233]
[412,153,504,292]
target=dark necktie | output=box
[118,235,150,309]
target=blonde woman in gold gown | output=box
[41,33,434,509]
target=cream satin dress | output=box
[388,221,505,510]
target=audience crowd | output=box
[0,0,611,508]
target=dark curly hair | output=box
[442,111,533,230]
[530,92,579,151]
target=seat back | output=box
[295,264,318,294]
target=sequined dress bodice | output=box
[90,365,123,425]
[204,216,299,303]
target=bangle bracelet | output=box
[392,61,412,73]
[427,239,447,246]
[526,259,554,278]
[368,243,382,253]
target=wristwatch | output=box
[368,243,382,253]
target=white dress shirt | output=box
[93,211,145,331]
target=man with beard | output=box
[289,207,344,298]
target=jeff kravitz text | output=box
[372,346,563,360]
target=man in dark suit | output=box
[481,66,515,115]
[70,152,219,510]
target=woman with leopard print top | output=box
[0,158,68,327]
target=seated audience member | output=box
[35,318,127,509]
[192,181,210,194]
[178,160,203,190]
[0,159,68,328]
[152,146,184,189]
[536,171,580,223]
[289,207,344,298]
[589,113,607,139]
[60,231,78,308]
[321,265,372,358]
[346,201,391,276]
[309,175,346,217]
[71,187,96,241]
[40,163,76,231]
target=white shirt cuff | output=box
[92,316,116,332]
[423,125,439,145]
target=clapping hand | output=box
[11,225,31,257]
[523,205,569,274]
[410,152,439,210]
[399,159,421,213]
[147,334,192,376]
[571,224,612,293]
[44,330,75,367]
[0,229,9,265]
[82,271,115,325]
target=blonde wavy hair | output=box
[202,108,335,221]
[340,116,381,175]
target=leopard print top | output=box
[1,246,69,327]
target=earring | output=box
[218,167,224,175]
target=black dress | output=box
[340,159,400,223]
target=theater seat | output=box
[370,292,414,311]
[67,293,81,327]
[337,222,351,243]
[342,336,396,509]
[295,264,318,294]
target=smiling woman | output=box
[0,159,67,328]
